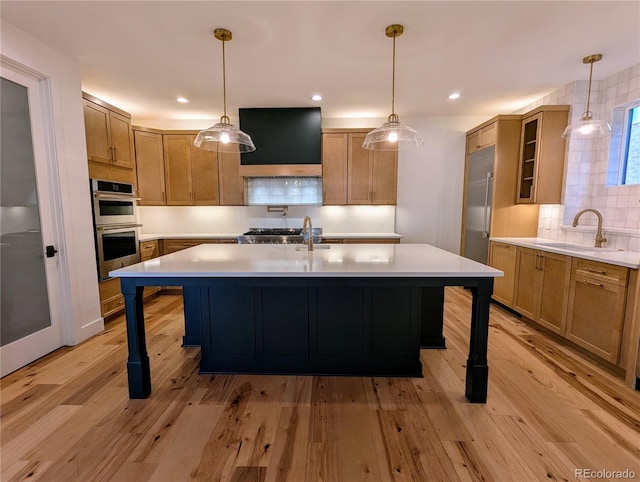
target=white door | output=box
[1,62,65,376]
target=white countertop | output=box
[492,237,640,269]
[138,232,402,241]
[111,243,503,278]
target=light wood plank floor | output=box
[2,288,639,482]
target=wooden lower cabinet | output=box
[503,243,634,367]
[566,259,629,364]
[161,238,237,254]
[488,242,516,307]
[98,277,125,318]
[140,240,161,297]
[513,247,570,335]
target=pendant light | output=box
[363,24,424,151]
[561,54,611,139]
[194,28,256,153]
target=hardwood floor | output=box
[2,288,639,481]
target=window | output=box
[608,99,640,186]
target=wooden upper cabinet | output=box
[163,135,193,205]
[516,105,569,204]
[371,149,397,204]
[109,112,135,168]
[347,133,372,204]
[82,96,134,170]
[466,123,496,154]
[218,152,244,205]
[321,133,348,205]
[346,132,398,205]
[83,100,112,164]
[134,130,165,205]
[190,138,219,205]
[162,132,244,206]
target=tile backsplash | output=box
[517,63,640,251]
[246,177,322,205]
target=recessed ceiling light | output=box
[311,94,322,101]
[176,97,189,103]
[448,92,461,100]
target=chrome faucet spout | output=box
[302,216,313,251]
[572,209,607,248]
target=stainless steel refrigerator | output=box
[463,146,495,264]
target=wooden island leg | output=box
[465,279,493,403]
[121,280,151,399]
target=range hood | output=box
[238,107,321,177]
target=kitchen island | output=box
[111,243,502,403]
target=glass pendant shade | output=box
[193,116,256,153]
[561,53,611,139]
[194,28,256,154]
[561,115,611,139]
[362,113,424,150]
[363,24,423,151]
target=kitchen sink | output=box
[537,242,621,252]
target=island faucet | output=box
[572,209,607,248]
[302,216,314,251]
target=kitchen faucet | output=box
[302,216,314,251]
[572,209,607,248]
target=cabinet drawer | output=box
[101,294,125,317]
[140,240,159,260]
[162,239,218,254]
[574,259,628,286]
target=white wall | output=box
[1,20,103,344]
[395,116,487,252]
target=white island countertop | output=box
[491,237,640,269]
[111,243,503,278]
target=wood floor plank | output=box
[1,290,638,482]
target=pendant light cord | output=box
[585,59,593,118]
[391,32,396,117]
[221,38,228,121]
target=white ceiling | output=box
[2,1,639,125]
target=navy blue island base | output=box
[120,275,493,404]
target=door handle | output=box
[482,172,493,238]
[45,245,58,258]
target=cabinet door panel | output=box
[566,278,626,363]
[347,133,371,204]
[83,100,111,164]
[372,150,397,204]
[322,133,348,204]
[190,136,219,205]
[163,135,192,205]
[489,242,516,307]
[513,248,539,319]
[135,131,165,205]
[219,152,244,205]
[109,111,134,168]
[537,253,570,334]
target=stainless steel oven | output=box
[90,179,141,280]
[95,224,141,280]
[91,179,138,225]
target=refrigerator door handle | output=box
[482,172,493,238]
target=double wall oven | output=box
[91,179,141,280]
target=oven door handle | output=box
[96,224,143,232]
[93,192,141,201]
